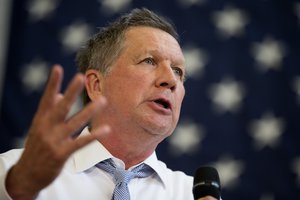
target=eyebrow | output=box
[135,48,185,66]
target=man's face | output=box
[100,26,185,139]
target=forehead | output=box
[123,26,185,64]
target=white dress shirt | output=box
[0,128,193,200]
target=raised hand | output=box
[5,65,110,200]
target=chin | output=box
[135,114,177,136]
[143,122,175,138]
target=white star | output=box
[183,45,208,79]
[208,77,245,113]
[291,157,300,187]
[251,36,286,71]
[177,0,206,8]
[20,59,49,93]
[60,21,93,53]
[26,0,59,21]
[213,156,244,189]
[212,6,248,38]
[168,120,205,156]
[99,0,132,15]
[248,112,285,150]
[292,76,300,106]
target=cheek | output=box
[103,74,146,106]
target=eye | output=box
[172,67,184,79]
[141,57,156,65]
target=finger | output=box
[91,124,111,139]
[61,96,107,138]
[65,125,111,155]
[53,73,85,121]
[54,93,64,105]
[37,65,63,115]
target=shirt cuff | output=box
[0,168,13,200]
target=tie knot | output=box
[114,169,135,184]
[97,159,154,185]
[97,159,154,200]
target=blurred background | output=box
[1,0,300,199]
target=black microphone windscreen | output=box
[193,166,221,200]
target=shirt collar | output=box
[142,152,168,188]
[68,127,112,173]
[67,127,167,187]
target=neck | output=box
[97,129,162,169]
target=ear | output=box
[85,69,104,101]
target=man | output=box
[0,8,217,200]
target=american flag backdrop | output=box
[1,0,300,199]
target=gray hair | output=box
[76,8,179,105]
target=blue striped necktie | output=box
[97,159,154,200]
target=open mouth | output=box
[154,99,171,109]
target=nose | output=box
[155,62,177,91]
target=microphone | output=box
[193,166,221,200]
